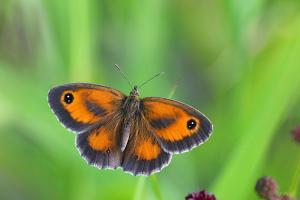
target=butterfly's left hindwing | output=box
[48,83,125,133]
[142,97,213,154]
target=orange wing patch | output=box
[143,101,201,141]
[87,128,113,151]
[134,138,161,160]
[60,89,122,124]
[121,126,172,175]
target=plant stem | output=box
[69,0,93,82]
[150,175,164,200]
[133,177,146,200]
[132,86,177,200]
[289,153,300,197]
[168,81,179,99]
[147,84,178,200]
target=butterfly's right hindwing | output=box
[76,112,125,169]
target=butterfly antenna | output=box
[168,79,180,98]
[138,72,165,88]
[114,64,133,89]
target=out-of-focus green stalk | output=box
[132,84,177,200]
[147,83,179,200]
[168,82,179,100]
[150,175,164,200]
[68,0,93,82]
[289,154,300,196]
[125,1,168,197]
[212,18,300,200]
[133,177,146,200]
[125,0,169,96]
[66,1,102,199]
[0,67,73,162]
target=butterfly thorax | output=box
[121,87,142,130]
[123,95,140,115]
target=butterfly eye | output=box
[64,93,74,104]
[187,119,197,130]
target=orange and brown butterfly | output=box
[48,74,213,176]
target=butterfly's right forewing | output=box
[48,83,125,133]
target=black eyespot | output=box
[64,93,74,104]
[187,119,197,130]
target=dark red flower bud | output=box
[280,195,294,200]
[185,190,216,200]
[292,125,300,143]
[255,176,278,199]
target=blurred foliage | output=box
[1,0,300,200]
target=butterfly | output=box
[48,81,213,176]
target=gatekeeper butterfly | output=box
[48,69,213,176]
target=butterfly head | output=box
[130,86,140,97]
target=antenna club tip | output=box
[114,64,121,69]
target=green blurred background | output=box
[1,0,300,199]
